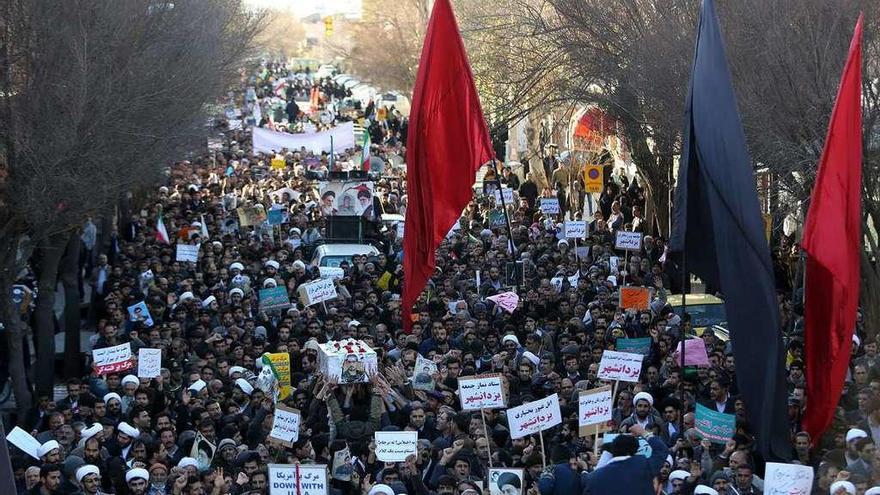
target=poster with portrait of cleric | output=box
[318,181,375,219]
[488,469,524,495]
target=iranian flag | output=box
[361,132,371,172]
[156,212,170,244]
[273,79,287,97]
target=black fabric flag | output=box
[0,423,17,495]
[669,0,791,461]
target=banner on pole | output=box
[508,394,561,439]
[597,350,644,382]
[458,375,506,411]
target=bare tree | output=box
[457,0,570,147]
[256,10,307,60]
[508,0,880,333]
[0,0,263,412]
[336,0,431,92]
[717,0,880,335]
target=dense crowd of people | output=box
[6,60,880,495]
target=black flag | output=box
[669,0,791,461]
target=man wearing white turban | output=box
[75,465,102,495]
[620,391,664,431]
[126,468,149,495]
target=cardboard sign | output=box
[539,198,560,214]
[673,339,711,367]
[616,337,652,356]
[447,300,467,315]
[190,431,216,471]
[412,354,437,391]
[564,221,587,239]
[695,403,736,444]
[486,292,519,313]
[268,464,328,495]
[137,348,161,378]
[458,375,506,411]
[271,188,301,203]
[318,267,344,280]
[297,278,338,307]
[493,188,514,204]
[550,273,581,293]
[127,301,154,327]
[597,350,643,382]
[175,244,199,263]
[508,393,562,439]
[237,205,267,227]
[578,386,612,427]
[271,157,286,170]
[619,286,650,310]
[614,231,643,251]
[260,286,292,311]
[5,426,41,459]
[488,210,506,228]
[374,431,418,462]
[763,462,814,495]
[331,447,352,481]
[488,469,525,495]
[267,208,289,226]
[264,352,292,400]
[92,343,134,375]
[269,405,301,446]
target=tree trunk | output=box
[652,186,670,238]
[0,235,33,417]
[61,231,82,378]
[33,232,66,398]
[118,193,132,236]
[861,201,880,344]
[96,212,115,257]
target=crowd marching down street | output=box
[2,0,873,494]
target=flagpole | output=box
[481,408,493,468]
[679,250,687,437]
[491,159,517,257]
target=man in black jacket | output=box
[702,375,736,415]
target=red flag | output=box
[801,14,863,444]
[402,0,494,330]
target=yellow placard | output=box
[266,352,291,400]
[584,164,603,193]
[271,157,286,170]
[324,16,334,37]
